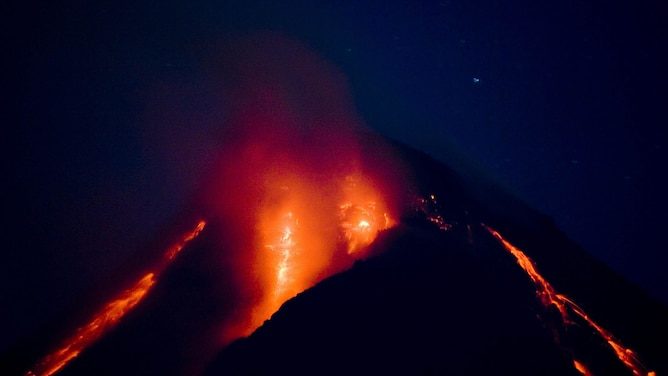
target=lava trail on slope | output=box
[11,35,665,376]
[483,225,655,376]
[25,220,206,376]
[206,184,664,375]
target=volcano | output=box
[3,133,665,376]
[4,35,666,376]
[202,136,666,376]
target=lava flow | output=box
[483,225,655,376]
[339,174,395,254]
[201,34,406,345]
[573,359,593,376]
[262,210,302,308]
[26,220,206,376]
[237,173,395,341]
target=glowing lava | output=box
[27,220,207,376]
[483,225,655,376]
[573,359,593,376]
[26,274,156,376]
[228,173,396,341]
[559,294,657,376]
[415,194,452,232]
[264,212,299,300]
[339,174,395,254]
[165,220,207,261]
[482,225,569,322]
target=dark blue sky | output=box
[4,0,667,351]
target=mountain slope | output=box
[5,136,665,376]
[206,138,667,375]
[206,224,581,375]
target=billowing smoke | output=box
[23,34,411,376]
[187,34,411,344]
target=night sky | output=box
[4,0,667,354]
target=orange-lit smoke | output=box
[216,167,398,342]
[202,35,407,343]
[27,220,206,376]
[483,225,654,376]
[244,172,395,335]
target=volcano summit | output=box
[4,35,665,376]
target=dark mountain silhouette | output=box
[3,135,666,376]
[207,224,580,375]
[206,137,667,375]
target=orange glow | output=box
[573,359,592,376]
[165,220,207,260]
[339,174,394,254]
[223,172,396,341]
[416,194,452,231]
[203,34,408,345]
[263,210,302,302]
[27,273,156,376]
[27,220,206,376]
[483,225,654,376]
[483,225,569,321]
[426,214,451,231]
[246,178,331,334]
[558,294,652,376]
